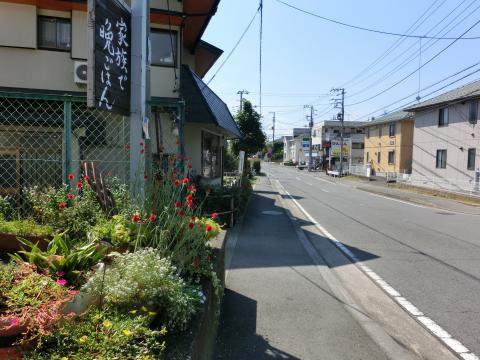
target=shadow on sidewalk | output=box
[214,289,301,360]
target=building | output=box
[0,0,240,198]
[404,80,480,192]
[311,120,367,169]
[282,135,293,162]
[363,111,414,175]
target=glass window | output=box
[468,148,476,170]
[469,101,478,125]
[377,152,381,164]
[388,151,395,165]
[438,107,449,127]
[38,17,71,50]
[389,123,396,137]
[436,149,447,169]
[366,152,369,162]
[202,131,221,178]
[151,30,177,66]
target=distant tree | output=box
[232,100,266,157]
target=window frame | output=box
[37,16,72,52]
[388,150,395,165]
[436,149,447,169]
[377,152,381,164]
[467,148,476,171]
[366,152,369,162]
[150,29,178,67]
[389,123,396,137]
[438,107,449,127]
[201,130,222,179]
[468,100,478,125]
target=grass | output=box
[0,219,54,237]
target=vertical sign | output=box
[93,0,131,115]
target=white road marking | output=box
[306,182,313,186]
[321,189,329,193]
[295,176,301,181]
[274,179,478,360]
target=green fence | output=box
[0,91,130,209]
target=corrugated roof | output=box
[405,79,480,111]
[181,65,241,138]
[364,110,413,126]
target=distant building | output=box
[363,111,414,175]
[405,80,480,192]
[282,136,293,162]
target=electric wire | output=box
[275,0,480,39]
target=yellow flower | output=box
[129,310,137,315]
[159,326,167,336]
[94,314,102,321]
[141,306,148,312]
[142,357,151,360]
[123,329,133,336]
[103,320,112,328]
[79,335,88,344]
[148,311,156,316]
[160,340,166,351]
[61,357,69,360]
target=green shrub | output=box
[223,150,239,173]
[0,219,54,237]
[252,160,261,174]
[0,195,14,220]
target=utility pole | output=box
[331,88,345,176]
[237,89,249,112]
[304,105,314,171]
[269,111,275,143]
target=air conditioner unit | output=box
[74,61,88,84]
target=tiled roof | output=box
[405,79,480,111]
[181,66,241,138]
[364,110,413,126]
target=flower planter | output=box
[0,233,49,252]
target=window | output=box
[356,128,364,134]
[333,129,340,134]
[151,30,177,66]
[389,123,396,137]
[468,148,476,170]
[352,142,364,149]
[366,152,369,162]
[202,131,221,178]
[438,107,449,127]
[378,126,382,137]
[377,152,381,164]
[388,151,395,165]
[38,16,71,51]
[366,128,370,138]
[469,100,478,125]
[436,149,447,169]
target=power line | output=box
[347,19,480,106]
[206,6,260,86]
[275,0,480,39]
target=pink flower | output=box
[132,214,141,222]
[58,202,66,210]
[76,181,83,189]
[57,271,65,277]
[175,201,181,208]
[68,174,75,181]
[211,212,219,219]
[149,214,157,221]
[9,318,19,327]
[57,279,67,286]
[67,193,75,200]
[183,177,189,185]
[84,175,91,181]
[174,179,181,187]
[68,290,78,296]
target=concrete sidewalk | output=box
[214,176,388,360]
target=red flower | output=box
[187,201,193,208]
[140,141,144,147]
[149,214,157,221]
[57,279,67,286]
[175,201,181,208]
[206,224,213,232]
[144,175,148,181]
[67,193,75,200]
[211,212,219,219]
[174,179,181,186]
[68,290,78,296]
[188,222,195,229]
[132,213,141,222]
[179,210,185,217]
[76,181,83,189]
[177,154,183,161]
[187,163,193,170]
[191,187,197,194]
[191,216,196,221]
[67,173,75,180]
[185,156,191,161]
[176,138,180,145]
[57,271,65,277]
[140,148,145,154]
[84,175,91,182]
[186,194,193,202]
[58,202,66,210]
[183,177,189,185]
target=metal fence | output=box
[0,92,130,208]
[397,173,480,197]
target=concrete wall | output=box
[0,2,36,48]
[412,102,480,184]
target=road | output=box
[264,162,480,358]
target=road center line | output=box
[274,178,479,360]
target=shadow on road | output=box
[214,289,301,360]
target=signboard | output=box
[302,137,310,151]
[93,0,131,115]
[238,151,245,174]
[331,139,351,157]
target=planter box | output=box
[0,233,49,252]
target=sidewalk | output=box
[316,172,480,215]
[214,176,388,360]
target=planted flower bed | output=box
[0,158,223,359]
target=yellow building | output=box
[364,111,414,174]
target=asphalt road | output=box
[264,162,480,357]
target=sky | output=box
[202,0,480,140]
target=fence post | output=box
[63,97,72,184]
[230,194,234,228]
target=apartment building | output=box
[363,111,414,175]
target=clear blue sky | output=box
[202,0,480,140]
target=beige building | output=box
[0,0,239,196]
[405,80,480,193]
[363,111,414,175]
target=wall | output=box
[398,120,414,173]
[412,101,480,185]
[0,2,36,48]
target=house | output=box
[363,111,414,176]
[0,0,240,198]
[311,120,367,169]
[404,80,480,193]
[282,135,293,162]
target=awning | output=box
[180,65,241,138]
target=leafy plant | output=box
[0,219,54,237]
[27,307,166,359]
[251,160,261,174]
[0,195,14,220]
[86,249,201,331]
[90,215,133,248]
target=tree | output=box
[232,100,266,157]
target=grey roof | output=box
[405,79,480,112]
[364,110,413,126]
[181,66,241,138]
[317,120,368,128]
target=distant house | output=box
[405,80,480,192]
[363,111,414,175]
[282,136,293,162]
